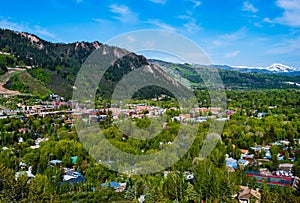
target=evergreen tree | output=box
[184,182,198,202]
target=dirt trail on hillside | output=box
[0,68,26,96]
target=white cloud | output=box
[109,4,138,23]
[254,22,263,28]
[211,40,223,46]
[149,0,167,4]
[263,17,273,23]
[126,36,136,43]
[0,18,26,31]
[276,0,300,10]
[267,35,300,55]
[0,18,55,39]
[179,15,201,33]
[148,19,176,32]
[208,28,247,49]
[34,25,55,39]
[275,0,300,27]
[264,0,300,27]
[242,1,258,13]
[189,0,201,9]
[221,27,247,41]
[224,50,240,58]
[92,18,110,24]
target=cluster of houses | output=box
[225,140,298,197]
[16,157,127,192]
[1,93,236,129]
[0,103,71,119]
[0,93,74,119]
[226,147,297,203]
[49,158,128,192]
[226,139,297,171]
[15,156,85,185]
[168,108,234,123]
[15,166,35,179]
[72,104,234,125]
[49,157,86,185]
[29,137,49,149]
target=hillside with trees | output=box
[0,29,299,99]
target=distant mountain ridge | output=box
[151,59,300,76]
[150,59,300,90]
[232,63,297,72]
[205,63,300,76]
[0,28,299,98]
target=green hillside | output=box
[0,29,299,99]
[3,71,51,97]
[152,60,300,90]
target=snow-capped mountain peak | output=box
[266,63,297,72]
[231,63,298,73]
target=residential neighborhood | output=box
[0,90,299,202]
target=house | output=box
[172,116,185,122]
[264,150,271,159]
[279,140,290,145]
[278,156,284,161]
[257,112,267,118]
[15,166,35,179]
[273,164,293,177]
[198,107,210,114]
[246,171,296,188]
[63,172,82,180]
[50,160,62,166]
[226,157,238,169]
[71,156,78,164]
[241,149,249,155]
[179,114,191,119]
[98,114,108,119]
[100,182,120,188]
[18,137,24,143]
[34,137,49,146]
[63,167,75,175]
[135,105,149,112]
[100,182,126,192]
[238,159,249,168]
[217,110,234,118]
[238,186,261,203]
[278,163,293,174]
[241,153,254,161]
[196,117,208,122]
[60,172,85,185]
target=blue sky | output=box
[1,0,300,68]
